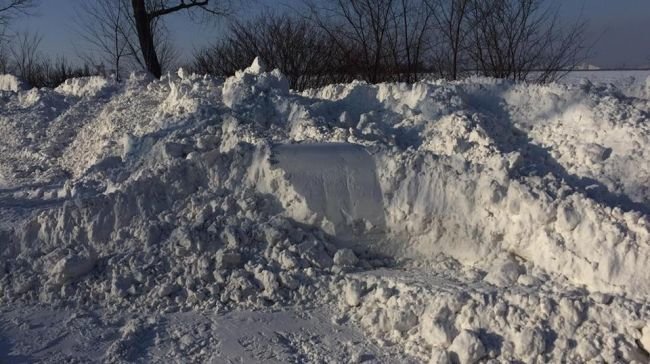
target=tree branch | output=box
[149,0,210,19]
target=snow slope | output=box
[0,64,649,363]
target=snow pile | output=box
[1,63,649,362]
[0,74,27,92]
[222,57,289,110]
[54,75,113,98]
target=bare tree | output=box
[0,0,36,70]
[130,0,231,78]
[306,0,398,83]
[469,0,587,83]
[9,31,41,83]
[424,0,472,80]
[76,0,132,80]
[0,43,10,73]
[0,0,35,37]
[385,0,434,83]
[304,0,436,84]
[193,13,339,90]
[5,30,95,88]
[150,18,180,73]
[37,56,94,88]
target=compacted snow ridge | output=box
[0,63,649,363]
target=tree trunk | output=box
[131,0,161,78]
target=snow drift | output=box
[1,61,649,362]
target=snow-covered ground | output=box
[0,64,649,363]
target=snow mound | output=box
[222,57,289,109]
[1,61,650,362]
[0,74,27,92]
[55,75,112,97]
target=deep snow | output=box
[0,62,649,363]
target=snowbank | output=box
[0,62,649,362]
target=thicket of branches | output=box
[1,0,227,86]
[6,32,96,88]
[193,13,345,90]
[1,0,587,89]
[0,2,95,88]
[193,0,587,89]
[75,0,180,81]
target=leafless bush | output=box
[0,0,35,37]
[0,1,34,74]
[68,0,587,85]
[0,44,8,73]
[129,0,233,78]
[233,0,436,86]
[306,0,397,83]
[386,0,435,82]
[468,0,587,83]
[9,31,41,83]
[424,0,472,80]
[36,57,95,88]
[193,13,342,90]
[5,31,96,88]
[76,0,132,81]
[300,0,585,84]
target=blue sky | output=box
[15,0,650,68]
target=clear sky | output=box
[13,0,650,69]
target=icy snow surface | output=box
[0,64,649,363]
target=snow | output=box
[561,69,650,99]
[263,143,386,242]
[0,64,649,362]
[54,76,112,98]
[0,74,27,92]
[448,330,486,364]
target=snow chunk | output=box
[429,348,450,364]
[245,57,266,75]
[49,249,97,285]
[333,248,359,267]
[483,254,524,287]
[55,76,110,97]
[0,74,27,92]
[343,280,364,307]
[448,330,486,364]
[640,325,650,353]
[222,57,288,109]
[514,327,546,360]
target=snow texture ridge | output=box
[0,64,649,363]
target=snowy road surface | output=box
[0,64,649,362]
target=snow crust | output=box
[0,64,649,362]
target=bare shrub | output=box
[129,0,232,78]
[468,0,587,83]
[6,32,96,88]
[193,13,340,90]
